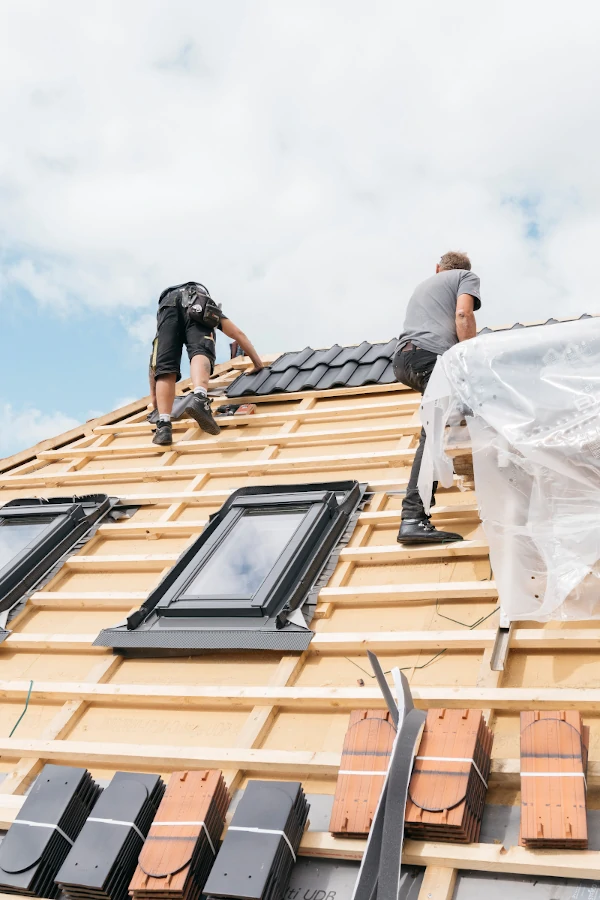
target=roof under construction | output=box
[0,318,598,900]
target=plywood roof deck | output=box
[1,355,599,890]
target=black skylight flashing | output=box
[95,481,365,656]
[0,495,112,640]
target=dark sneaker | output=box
[397,518,464,545]
[152,420,173,446]
[185,395,221,435]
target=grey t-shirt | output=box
[398,269,481,356]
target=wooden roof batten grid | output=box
[0,345,598,895]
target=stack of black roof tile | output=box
[226,340,398,398]
[55,772,165,900]
[0,764,101,898]
[204,781,309,900]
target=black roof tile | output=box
[226,339,397,398]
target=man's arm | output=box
[456,294,477,341]
[220,318,264,371]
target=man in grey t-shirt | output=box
[394,251,481,544]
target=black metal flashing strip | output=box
[0,495,127,643]
[350,659,425,900]
[95,481,366,657]
[97,629,314,654]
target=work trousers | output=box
[392,347,439,521]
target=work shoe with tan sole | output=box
[185,395,221,435]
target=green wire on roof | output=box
[9,680,33,737]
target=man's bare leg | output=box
[190,354,211,390]
[152,374,177,445]
[186,353,220,435]
[156,374,177,415]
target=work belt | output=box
[400,341,419,352]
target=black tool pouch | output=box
[185,287,221,329]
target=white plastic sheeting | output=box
[418,317,600,622]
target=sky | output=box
[1,0,599,457]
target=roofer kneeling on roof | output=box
[394,251,480,545]
[149,282,263,446]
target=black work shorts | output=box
[150,303,216,380]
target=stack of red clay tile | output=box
[129,770,229,900]
[404,708,492,843]
[520,711,589,849]
[329,710,395,837]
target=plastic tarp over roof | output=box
[418,317,600,622]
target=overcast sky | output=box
[1,0,599,457]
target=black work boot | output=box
[397,518,464,545]
[152,420,173,446]
[185,394,221,435]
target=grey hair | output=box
[439,251,471,271]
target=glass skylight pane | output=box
[188,511,305,598]
[0,520,51,571]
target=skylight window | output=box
[186,511,305,599]
[0,519,54,571]
[0,496,112,639]
[96,481,365,655]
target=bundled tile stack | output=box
[0,764,101,898]
[204,781,309,900]
[404,708,492,843]
[520,710,589,849]
[329,710,395,837]
[55,772,165,900]
[129,770,229,900]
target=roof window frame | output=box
[0,496,112,620]
[154,489,339,619]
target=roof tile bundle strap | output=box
[404,708,493,843]
[329,710,395,837]
[0,764,101,899]
[129,770,229,900]
[204,780,309,900]
[56,772,165,900]
[520,710,589,849]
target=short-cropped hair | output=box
[439,251,471,271]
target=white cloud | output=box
[113,396,136,409]
[0,403,80,459]
[0,0,599,361]
[125,314,156,348]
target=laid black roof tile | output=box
[285,364,330,393]
[270,347,315,373]
[225,339,398,398]
[272,367,301,392]
[359,338,398,365]
[331,341,373,367]
[380,360,397,383]
[362,357,391,384]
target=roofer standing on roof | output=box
[150,282,263,446]
[394,251,481,545]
